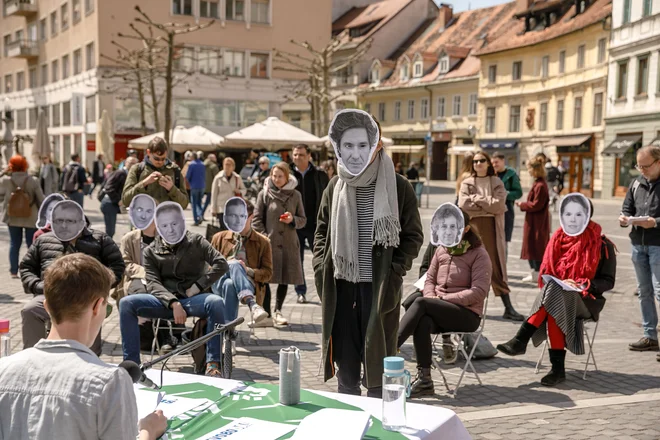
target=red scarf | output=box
[538,221,603,295]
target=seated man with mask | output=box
[119,202,229,377]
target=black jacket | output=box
[92,160,105,183]
[103,169,128,204]
[582,237,616,321]
[59,162,87,192]
[20,228,125,296]
[144,231,228,308]
[292,163,329,232]
[621,176,660,246]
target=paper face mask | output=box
[223,197,248,233]
[50,200,85,242]
[328,109,380,177]
[36,193,65,229]
[129,194,156,230]
[430,203,465,248]
[559,193,591,237]
[155,202,187,245]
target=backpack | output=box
[62,164,80,192]
[461,333,498,360]
[8,176,32,218]
[137,162,181,189]
[546,166,560,183]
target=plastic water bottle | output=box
[279,346,300,405]
[0,320,10,358]
[382,356,411,431]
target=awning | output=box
[602,134,643,158]
[648,136,660,147]
[545,135,592,148]
[448,145,477,156]
[479,139,518,149]
[386,145,426,153]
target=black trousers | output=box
[262,284,288,315]
[295,228,315,296]
[529,260,542,271]
[332,280,381,398]
[397,297,481,368]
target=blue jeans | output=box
[190,188,204,223]
[8,226,36,275]
[632,245,660,340]
[212,261,255,323]
[202,192,212,218]
[119,293,225,365]
[100,197,120,238]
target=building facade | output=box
[603,0,660,198]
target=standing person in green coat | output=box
[314,110,423,398]
[492,152,522,256]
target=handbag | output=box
[462,333,497,360]
[206,217,222,242]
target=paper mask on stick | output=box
[129,194,157,230]
[36,193,65,229]
[328,109,380,177]
[50,200,85,242]
[430,203,465,248]
[155,202,187,245]
[223,197,248,233]
[559,193,591,237]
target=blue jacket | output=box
[186,159,206,190]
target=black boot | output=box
[541,349,566,386]
[501,294,524,321]
[497,321,537,356]
[410,367,434,398]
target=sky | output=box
[435,0,511,13]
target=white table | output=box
[138,369,472,440]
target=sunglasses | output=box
[473,159,488,164]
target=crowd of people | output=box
[3,107,660,438]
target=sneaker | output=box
[629,337,659,351]
[297,295,307,304]
[273,311,289,326]
[442,343,457,364]
[248,317,274,328]
[250,304,269,324]
[205,362,222,377]
[521,272,536,283]
[10,273,18,279]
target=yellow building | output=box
[475,0,612,195]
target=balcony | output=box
[6,39,39,59]
[331,73,360,88]
[4,0,37,17]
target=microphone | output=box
[119,360,160,390]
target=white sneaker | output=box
[250,304,269,324]
[273,311,289,326]
[522,271,537,283]
[248,318,273,328]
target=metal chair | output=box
[534,320,599,380]
[150,318,177,362]
[431,296,489,397]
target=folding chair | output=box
[534,320,599,380]
[431,296,488,397]
[150,318,177,362]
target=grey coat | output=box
[39,163,59,196]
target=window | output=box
[15,29,23,41]
[437,97,445,118]
[16,109,26,130]
[468,94,478,116]
[637,55,649,96]
[486,107,496,133]
[29,68,37,88]
[63,101,71,126]
[509,105,521,132]
[623,0,631,24]
[488,65,497,84]
[378,102,386,121]
[85,0,94,15]
[198,48,220,74]
[573,97,582,128]
[52,103,61,126]
[16,72,25,91]
[617,60,628,99]
[407,99,415,120]
[249,53,268,78]
[512,61,522,81]
[370,66,379,83]
[3,35,10,57]
[556,99,564,130]
[41,64,48,86]
[200,0,219,18]
[413,61,423,78]
[73,49,82,75]
[452,95,461,116]
[52,60,59,82]
[173,47,194,72]
[364,103,371,115]
[50,11,58,37]
[28,22,37,42]
[223,50,244,77]
[421,98,429,119]
[539,102,548,131]
[394,101,401,121]
[4,74,12,93]
[251,0,269,24]
[29,108,37,129]
[72,0,81,23]
[85,95,95,123]
[439,57,449,73]
[644,0,652,16]
[593,92,603,126]
[40,18,47,41]
[400,63,409,81]
[61,3,69,30]
[172,0,193,15]
[541,55,549,78]
[62,54,70,79]
[597,38,606,64]
[85,42,95,70]
[577,45,585,69]
[226,0,245,20]
[559,50,566,73]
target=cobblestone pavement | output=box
[1,183,659,439]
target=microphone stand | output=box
[140,316,244,371]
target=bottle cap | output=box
[0,319,9,333]
[383,356,405,375]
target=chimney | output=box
[438,3,453,29]
[516,0,533,15]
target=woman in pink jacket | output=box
[397,209,492,397]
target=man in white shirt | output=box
[0,253,167,440]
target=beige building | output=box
[0,0,331,168]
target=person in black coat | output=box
[100,157,138,238]
[91,154,106,196]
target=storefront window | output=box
[581,157,593,190]
[618,148,640,189]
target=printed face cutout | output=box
[50,200,85,242]
[155,202,187,245]
[328,109,380,177]
[430,203,465,248]
[129,194,156,230]
[223,197,248,233]
[559,193,591,237]
[36,193,65,229]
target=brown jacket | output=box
[211,229,273,305]
[520,178,550,261]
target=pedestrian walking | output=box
[517,156,550,283]
[321,160,336,179]
[406,162,420,181]
[203,153,219,220]
[100,157,138,238]
[0,155,44,278]
[186,151,206,226]
[181,150,194,200]
[91,154,105,197]
[458,151,524,321]
[39,155,59,196]
[491,152,522,253]
[59,153,87,208]
[253,162,306,327]
[210,157,246,229]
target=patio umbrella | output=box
[128,125,224,153]
[30,110,50,169]
[96,110,114,162]
[223,117,323,151]
[320,134,394,147]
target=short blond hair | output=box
[223,157,235,167]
